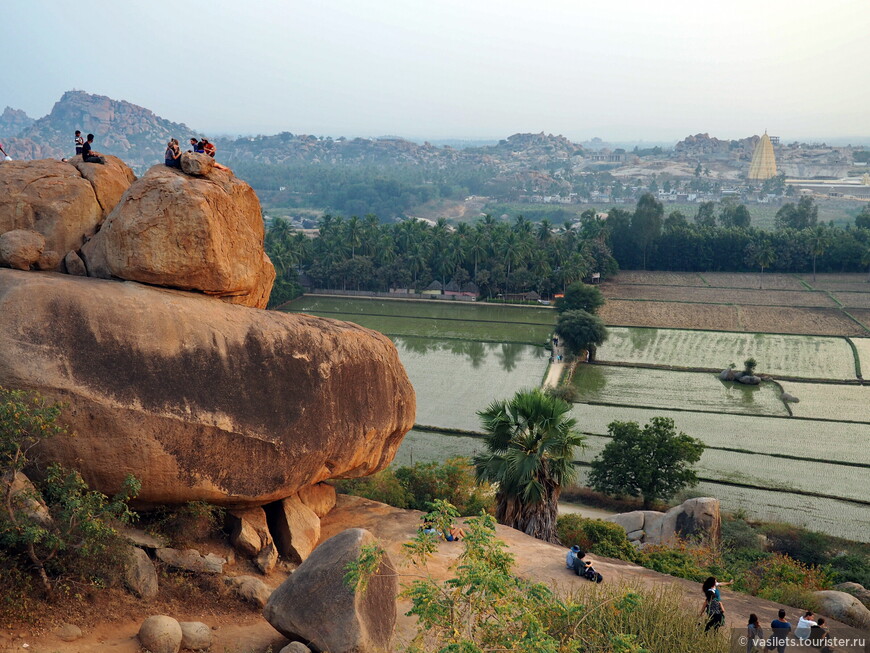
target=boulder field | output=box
[0,269,415,507]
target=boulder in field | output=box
[179,622,212,650]
[0,229,44,270]
[138,615,182,653]
[812,590,870,630]
[298,483,337,518]
[0,157,134,255]
[125,545,159,600]
[736,374,760,385]
[606,499,720,546]
[0,270,415,506]
[264,528,397,653]
[270,495,321,563]
[782,392,800,403]
[81,164,275,308]
[181,151,215,176]
[224,575,273,608]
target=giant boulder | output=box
[264,528,397,653]
[812,590,870,631]
[81,165,275,308]
[0,157,134,257]
[0,270,415,506]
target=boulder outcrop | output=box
[0,229,44,270]
[81,164,275,308]
[0,157,134,257]
[812,590,870,631]
[264,528,398,653]
[0,270,415,506]
[605,498,721,546]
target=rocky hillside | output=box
[0,106,35,139]
[6,91,193,171]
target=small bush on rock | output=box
[556,514,641,562]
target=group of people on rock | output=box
[165,137,216,168]
[420,516,466,542]
[74,130,104,164]
[700,575,837,652]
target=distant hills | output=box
[0,90,588,173]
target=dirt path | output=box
[13,495,869,653]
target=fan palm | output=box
[474,389,585,543]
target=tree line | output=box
[265,195,870,306]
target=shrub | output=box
[641,538,729,583]
[333,469,412,509]
[151,501,226,546]
[0,387,140,600]
[545,383,579,403]
[736,553,834,604]
[556,513,640,562]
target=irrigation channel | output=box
[284,295,870,542]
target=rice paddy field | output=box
[285,286,870,542]
[596,327,857,379]
[571,365,788,416]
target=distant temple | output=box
[748,132,778,180]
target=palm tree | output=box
[808,225,829,283]
[862,247,870,283]
[753,242,776,289]
[474,389,585,543]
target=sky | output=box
[3,0,869,143]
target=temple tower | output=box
[748,132,777,180]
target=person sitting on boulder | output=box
[165,139,182,169]
[75,130,84,155]
[446,524,465,542]
[420,517,439,538]
[81,134,105,164]
[189,137,204,153]
[566,544,581,569]
[201,138,216,158]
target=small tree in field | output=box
[556,310,608,361]
[588,417,704,509]
[555,282,604,314]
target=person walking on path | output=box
[699,585,724,631]
[747,614,764,653]
[75,130,84,155]
[766,609,791,653]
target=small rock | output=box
[179,621,212,650]
[280,643,312,653]
[138,615,182,653]
[781,392,800,403]
[736,374,760,385]
[257,541,279,574]
[156,547,226,574]
[120,526,168,550]
[0,229,45,270]
[270,495,320,564]
[224,574,272,608]
[227,507,268,557]
[63,250,88,276]
[125,545,159,600]
[181,152,215,176]
[36,250,61,271]
[7,471,52,527]
[55,623,82,642]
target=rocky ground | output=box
[10,495,868,653]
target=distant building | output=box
[748,132,778,180]
[422,280,443,296]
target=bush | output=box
[337,458,494,516]
[556,513,640,562]
[0,387,140,599]
[151,501,226,547]
[545,383,578,403]
[736,553,834,604]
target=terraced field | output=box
[852,338,870,376]
[596,327,857,379]
[571,365,788,416]
[605,285,835,307]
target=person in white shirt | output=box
[794,611,817,640]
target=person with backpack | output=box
[699,585,724,631]
[572,549,603,583]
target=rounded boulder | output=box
[138,615,182,653]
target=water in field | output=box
[596,327,857,380]
[572,365,788,416]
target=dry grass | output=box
[832,291,870,309]
[735,305,868,336]
[600,299,741,331]
[602,285,835,307]
[605,271,706,286]
[701,272,806,290]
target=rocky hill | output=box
[0,106,35,139]
[6,91,193,171]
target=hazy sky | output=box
[3,0,869,142]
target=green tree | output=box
[775,196,818,230]
[695,201,716,227]
[808,225,831,282]
[555,309,608,361]
[631,193,663,269]
[474,389,585,542]
[554,282,604,314]
[588,417,705,509]
[746,240,776,289]
[856,205,870,229]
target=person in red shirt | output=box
[201,139,216,158]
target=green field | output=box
[778,381,870,422]
[393,429,486,467]
[571,365,788,416]
[568,404,869,465]
[299,311,552,344]
[288,296,556,325]
[852,338,870,376]
[596,327,857,380]
[397,337,547,431]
